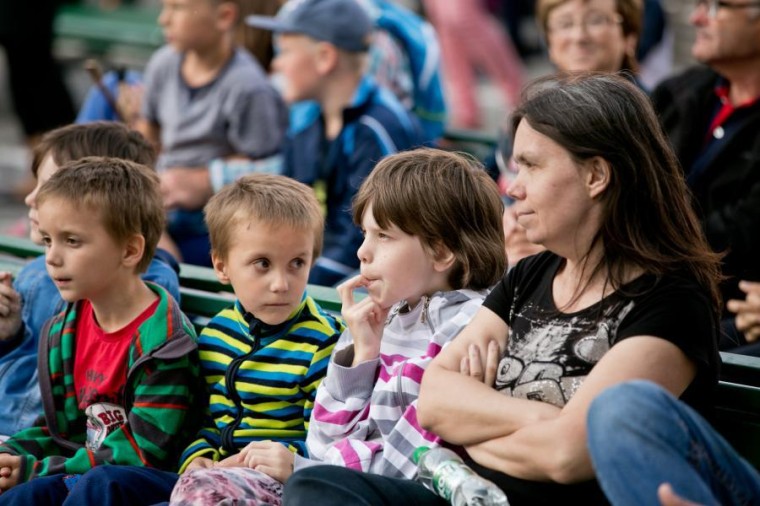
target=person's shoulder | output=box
[138,283,197,348]
[427,288,490,327]
[654,65,718,96]
[146,45,181,73]
[300,295,345,338]
[200,304,238,338]
[511,251,559,277]
[353,79,424,148]
[219,47,273,92]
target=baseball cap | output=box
[245,0,373,52]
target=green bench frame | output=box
[53,3,163,63]
[2,234,759,470]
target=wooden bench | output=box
[2,234,759,470]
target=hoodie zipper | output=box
[394,296,433,413]
[221,320,260,453]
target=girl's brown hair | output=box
[353,148,506,290]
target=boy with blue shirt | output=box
[247,0,425,286]
[0,122,181,438]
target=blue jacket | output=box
[284,77,424,286]
[365,0,447,143]
[0,253,181,436]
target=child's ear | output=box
[216,1,238,31]
[122,234,146,269]
[432,242,456,273]
[211,252,231,285]
[315,42,339,75]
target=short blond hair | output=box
[204,173,324,260]
[36,156,164,273]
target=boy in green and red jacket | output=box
[0,157,200,503]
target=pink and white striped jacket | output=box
[297,288,489,479]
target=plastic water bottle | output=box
[413,446,509,506]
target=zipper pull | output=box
[421,296,431,324]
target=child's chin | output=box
[369,295,393,311]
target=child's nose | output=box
[45,244,62,267]
[24,186,37,208]
[270,271,289,292]
[357,239,371,263]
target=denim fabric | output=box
[0,468,178,506]
[0,252,180,436]
[587,380,760,506]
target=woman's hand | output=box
[337,275,390,366]
[459,340,501,387]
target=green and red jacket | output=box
[0,283,201,482]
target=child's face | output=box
[271,34,322,104]
[213,219,314,325]
[37,197,128,304]
[158,0,223,53]
[25,153,59,245]
[357,205,449,309]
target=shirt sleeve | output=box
[224,86,286,160]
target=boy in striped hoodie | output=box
[0,158,200,504]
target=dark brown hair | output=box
[353,148,506,290]
[36,157,164,273]
[510,73,723,313]
[30,121,156,178]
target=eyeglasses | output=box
[547,11,623,36]
[695,0,760,18]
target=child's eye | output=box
[41,236,52,247]
[65,237,81,247]
[378,232,390,240]
[253,259,270,269]
[291,258,306,269]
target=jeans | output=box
[0,467,178,506]
[587,380,760,506]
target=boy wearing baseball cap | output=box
[248,0,425,287]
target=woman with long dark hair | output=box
[282,73,722,505]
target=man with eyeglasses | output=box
[584,3,760,505]
[651,0,760,354]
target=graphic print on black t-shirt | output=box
[495,296,634,408]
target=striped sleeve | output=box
[305,294,485,478]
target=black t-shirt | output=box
[468,251,720,505]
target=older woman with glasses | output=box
[537,0,643,79]
[494,0,647,270]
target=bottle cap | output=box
[412,446,430,464]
